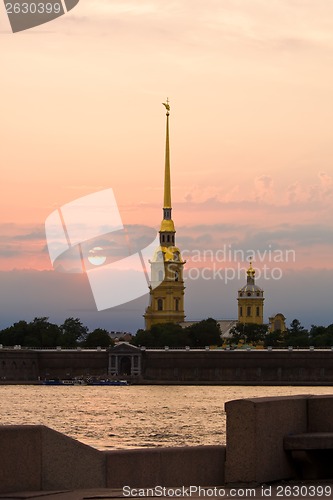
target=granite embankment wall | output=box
[0,425,225,493]
[225,394,333,484]
[142,349,333,384]
[2,348,333,384]
[2,395,333,493]
[0,349,108,381]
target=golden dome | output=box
[151,245,184,263]
[247,261,255,278]
[160,219,175,232]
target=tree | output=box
[263,330,284,347]
[309,325,333,347]
[0,320,30,346]
[0,318,61,347]
[60,318,88,347]
[151,322,189,347]
[132,319,223,348]
[289,319,306,335]
[229,323,268,346]
[27,317,61,347]
[284,319,309,347]
[84,328,114,348]
[186,318,222,347]
[132,328,154,347]
[132,323,189,347]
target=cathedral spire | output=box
[162,98,171,210]
[247,261,255,284]
[144,100,185,329]
[160,99,175,239]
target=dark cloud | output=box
[12,230,45,241]
[1,221,332,266]
[0,247,21,258]
[0,224,46,259]
[0,267,332,332]
[177,223,333,254]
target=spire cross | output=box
[162,98,170,115]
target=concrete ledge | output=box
[0,425,106,493]
[41,427,106,490]
[4,395,333,494]
[284,433,333,450]
[0,426,225,494]
[225,395,308,484]
[308,395,333,432]
[106,445,226,488]
[0,425,42,493]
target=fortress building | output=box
[144,101,185,330]
[237,262,264,325]
[268,313,287,333]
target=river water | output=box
[1,385,333,450]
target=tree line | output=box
[229,319,333,348]
[0,317,114,348]
[1,317,333,349]
[132,318,222,348]
[0,317,223,349]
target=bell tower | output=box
[144,100,185,330]
[238,262,264,324]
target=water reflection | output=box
[0,385,332,450]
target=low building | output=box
[268,313,287,333]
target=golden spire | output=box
[162,98,171,209]
[247,260,255,282]
[160,99,175,235]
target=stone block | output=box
[284,432,333,450]
[225,396,308,484]
[41,426,106,490]
[308,396,333,432]
[0,425,42,493]
[106,445,226,488]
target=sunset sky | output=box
[0,0,332,332]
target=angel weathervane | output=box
[162,98,170,114]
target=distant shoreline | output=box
[2,380,333,386]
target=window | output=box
[256,306,260,316]
[157,299,163,311]
[157,251,163,261]
[247,306,251,317]
[240,306,243,317]
[175,299,179,311]
[175,270,179,281]
[167,235,170,243]
[274,320,281,330]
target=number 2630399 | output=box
[5,3,62,14]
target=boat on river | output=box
[42,378,128,386]
[42,379,86,386]
[86,379,128,386]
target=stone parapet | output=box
[0,425,225,494]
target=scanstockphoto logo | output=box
[4,0,79,33]
[45,189,164,311]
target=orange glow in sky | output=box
[0,0,332,329]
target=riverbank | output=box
[2,395,333,497]
[3,379,333,386]
[3,346,333,384]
